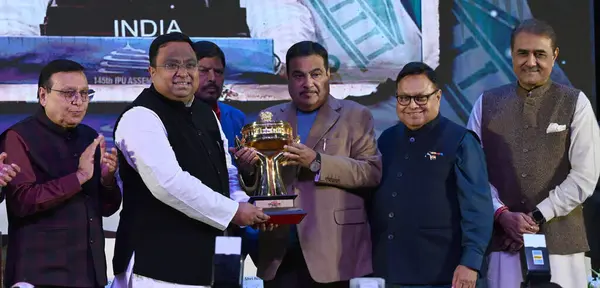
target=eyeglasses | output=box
[396,89,440,106]
[156,63,199,73]
[48,88,95,103]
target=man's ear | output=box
[39,87,48,107]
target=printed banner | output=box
[0,36,275,85]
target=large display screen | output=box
[0,0,595,233]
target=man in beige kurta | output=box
[467,18,600,288]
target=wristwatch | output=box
[309,153,321,173]
[531,208,546,225]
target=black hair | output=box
[37,59,85,98]
[285,41,329,74]
[193,41,226,67]
[149,32,194,67]
[395,61,438,88]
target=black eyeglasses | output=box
[48,88,95,103]
[156,63,199,73]
[396,89,440,106]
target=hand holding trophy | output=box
[235,111,307,225]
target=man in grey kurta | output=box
[467,18,600,288]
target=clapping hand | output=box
[0,152,20,187]
[77,135,102,184]
[99,135,118,186]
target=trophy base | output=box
[263,208,307,225]
[248,195,307,225]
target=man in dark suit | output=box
[0,59,122,288]
[371,62,493,288]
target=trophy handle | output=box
[273,150,290,166]
[238,170,259,193]
[276,137,300,166]
[237,152,266,193]
[235,135,243,150]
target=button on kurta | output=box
[523,148,529,153]
[409,137,415,143]
[391,192,397,197]
[404,154,409,160]
[521,173,528,178]
[388,212,394,218]
[388,234,394,240]
[396,172,403,177]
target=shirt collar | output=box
[149,84,194,111]
[404,113,441,136]
[35,107,78,137]
[516,79,552,98]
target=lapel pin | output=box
[425,151,443,160]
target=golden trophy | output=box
[235,111,306,225]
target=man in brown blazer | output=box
[235,41,382,287]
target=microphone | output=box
[520,234,551,287]
[350,277,385,288]
[213,236,243,288]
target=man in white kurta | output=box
[109,32,267,288]
[110,108,250,288]
[467,18,600,288]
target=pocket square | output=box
[546,123,566,133]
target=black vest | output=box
[112,86,230,285]
[3,110,108,287]
[370,116,467,285]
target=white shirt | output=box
[111,104,249,288]
[467,92,600,222]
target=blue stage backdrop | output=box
[0,37,274,85]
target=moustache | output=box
[202,84,220,90]
[522,66,540,72]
